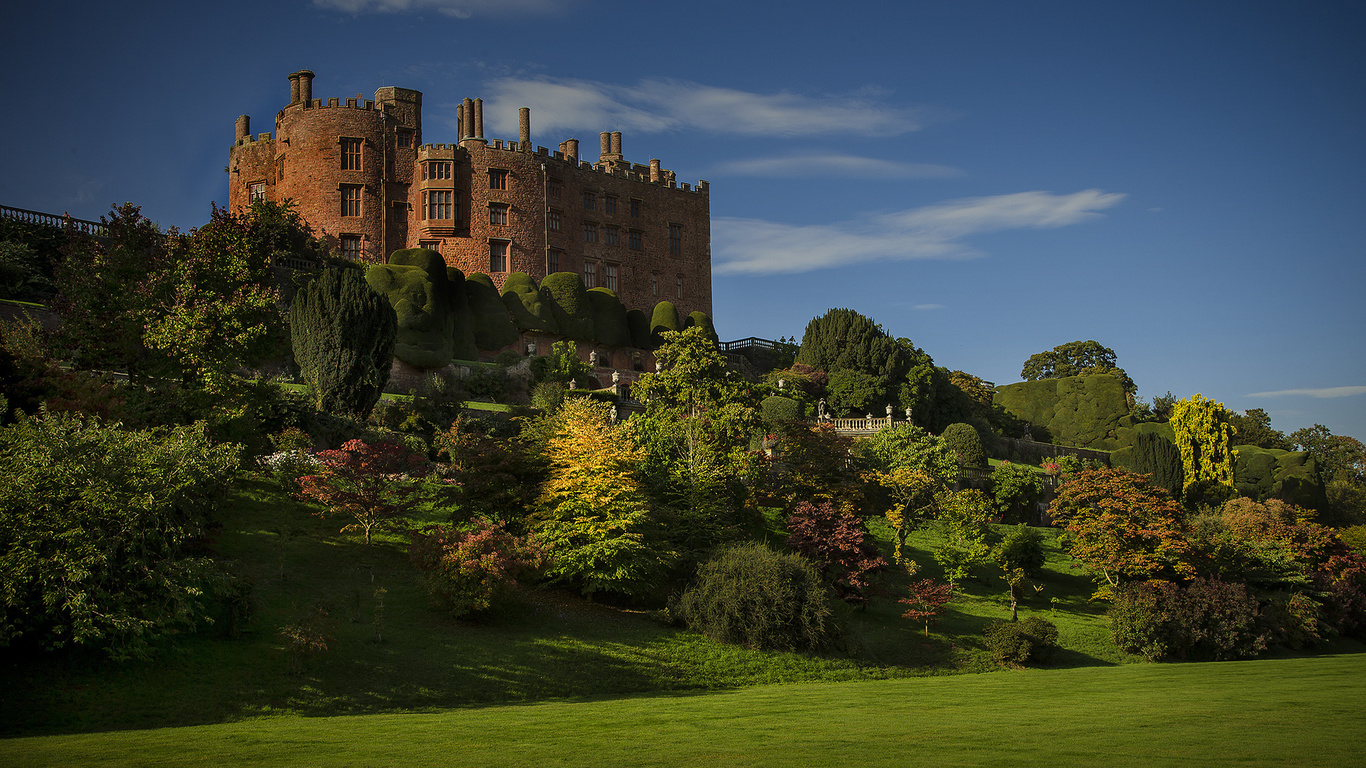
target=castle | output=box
[227,70,712,320]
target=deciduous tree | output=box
[1021,340,1136,397]
[900,578,957,636]
[297,438,430,545]
[1171,394,1238,500]
[785,500,888,605]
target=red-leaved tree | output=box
[297,439,429,544]
[410,519,545,617]
[900,578,957,636]
[785,500,888,604]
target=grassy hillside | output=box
[2,474,1361,750]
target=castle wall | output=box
[229,72,711,319]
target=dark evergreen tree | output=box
[587,287,631,347]
[540,272,594,340]
[290,266,396,418]
[1131,430,1185,499]
[464,273,520,351]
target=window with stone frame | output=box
[248,181,266,202]
[604,195,617,215]
[676,275,683,299]
[583,260,597,288]
[583,191,595,210]
[669,223,683,255]
[424,190,452,220]
[548,249,562,273]
[603,263,618,291]
[489,202,509,225]
[488,168,509,190]
[391,201,407,223]
[548,178,562,199]
[548,208,562,231]
[424,161,452,180]
[341,138,363,170]
[489,240,509,272]
[651,273,658,296]
[629,198,641,218]
[628,229,643,250]
[604,225,619,246]
[341,185,363,217]
[583,221,598,243]
[419,240,440,251]
[397,130,413,148]
[340,234,363,260]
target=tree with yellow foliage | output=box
[1171,394,1238,501]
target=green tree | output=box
[289,266,396,418]
[934,488,997,585]
[143,205,282,394]
[993,524,1046,621]
[1171,394,1238,500]
[531,398,660,597]
[0,408,239,659]
[991,462,1047,523]
[795,308,909,411]
[1229,408,1292,450]
[1021,340,1136,397]
[942,422,986,468]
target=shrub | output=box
[587,287,631,347]
[541,272,594,340]
[464,273,520,351]
[942,422,985,467]
[410,520,544,618]
[626,308,651,349]
[785,500,887,604]
[760,395,801,427]
[983,617,1058,665]
[1109,579,1269,661]
[684,310,718,344]
[990,461,1046,523]
[649,300,682,348]
[500,271,558,334]
[290,266,396,418]
[671,542,831,651]
[1128,430,1184,499]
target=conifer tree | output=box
[290,266,396,417]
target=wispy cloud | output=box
[313,0,569,18]
[912,304,944,311]
[713,154,962,179]
[714,189,1126,275]
[1246,386,1366,399]
[481,77,927,138]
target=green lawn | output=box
[4,654,1363,767]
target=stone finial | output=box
[612,371,621,385]
[526,342,537,355]
[568,379,577,390]
[655,361,663,373]
[886,404,894,418]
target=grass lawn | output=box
[3,653,1363,767]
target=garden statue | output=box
[612,370,621,385]
[1023,421,1033,441]
[610,404,618,423]
[568,379,577,390]
[905,406,913,421]
[818,398,828,420]
[886,404,893,419]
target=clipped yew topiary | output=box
[291,266,396,417]
[464,273,520,351]
[684,311,719,344]
[540,272,594,340]
[993,373,1133,450]
[587,287,631,347]
[671,542,831,652]
[1233,445,1326,509]
[365,249,456,369]
[626,309,651,350]
[942,422,986,467]
[761,395,801,427]
[500,271,558,335]
[444,267,479,362]
[649,300,681,348]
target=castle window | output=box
[604,195,617,215]
[548,209,561,232]
[583,191,595,210]
[604,225,619,246]
[248,182,265,203]
[548,249,562,273]
[676,275,683,299]
[391,201,407,223]
[420,240,440,251]
[669,224,683,255]
[340,234,362,260]
[424,190,452,220]
[583,222,598,243]
[548,178,562,199]
[604,263,618,292]
[341,138,363,170]
[629,198,641,218]
[424,161,452,180]
[488,169,508,190]
[489,240,509,272]
[489,203,509,225]
[628,229,642,250]
[397,130,413,148]
[341,185,362,217]
[583,261,597,288]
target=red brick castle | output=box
[227,70,712,319]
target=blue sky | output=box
[3,0,1363,439]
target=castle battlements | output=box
[228,70,712,320]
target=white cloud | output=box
[714,154,962,179]
[714,189,1126,275]
[481,77,926,138]
[1246,386,1366,399]
[313,0,567,18]
[912,304,944,311]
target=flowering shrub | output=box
[410,520,544,618]
[257,449,320,485]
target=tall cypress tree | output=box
[290,266,397,418]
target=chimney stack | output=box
[288,72,300,103]
[236,115,251,142]
[473,98,484,138]
[565,138,579,162]
[599,132,612,162]
[519,107,531,150]
[650,158,661,183]
[610,131,622,157]
[461,98,473,139]
[297,70,314,103]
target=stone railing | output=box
[0,204,107,237]
[827,416,894,433]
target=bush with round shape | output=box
[942,422,986,467]
[500,271,558,334]
[761,395,801,427]
[990,462,1046,523]
[649,300,681,348]
[983,616,1058,665]
[671,542,831,652]
[464,273,520,351]
[443,267,479,362]
[290,266,396,418]
[626,309,651,349]
[365,252,455,369]
[684,311,719,344]
[409,520,543,618]
[540,272,594,340]
[587,287,631,347]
